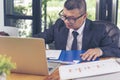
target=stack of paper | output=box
[59,59,120,80]
[46,50,61,59]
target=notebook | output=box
[0,36,60,75]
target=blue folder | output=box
[48,50,99,64]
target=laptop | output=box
[0,36,60,75]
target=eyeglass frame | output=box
[58,9,85,24]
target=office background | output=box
[0,0,120,37]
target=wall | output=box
[0,0,4,27]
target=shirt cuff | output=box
[98,48,103,56]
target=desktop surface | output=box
[7,73,46,80]
[7,69,59,80]
[7,58,114,80]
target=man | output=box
[34,0,120,61]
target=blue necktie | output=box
[71,31,79,50]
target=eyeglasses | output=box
[59,10,85,24]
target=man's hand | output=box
[81,48,103,61]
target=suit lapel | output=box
[82,19,93,50]
[60,27,69,50]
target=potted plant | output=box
[0,55,16,80]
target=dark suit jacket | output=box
[34,19,120,57]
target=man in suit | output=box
[34,0,120,61]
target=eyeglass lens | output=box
[60,15,76,24]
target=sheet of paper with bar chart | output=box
[59,59,120,80]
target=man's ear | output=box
[83,13,87,20]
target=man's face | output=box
[59,8,87,30]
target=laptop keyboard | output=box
[48,67,53,71]
[48,62,60,71]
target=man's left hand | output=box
[81,48,103,61]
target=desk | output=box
[7,58,113,80]
[7,69,60,80]
[7,73,45,80]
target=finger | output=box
[81,49,91,57]
[81,49,97,60]
[81,53,89,60]
[86,55,93,61]
[87,51,99,61]
[87,53,96,61]
[92,54,98,61]
[82,52,93,60]
[92,51,101,60]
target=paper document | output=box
[59,59,120,80]
[74,72,120,80]
[46,50,61,59]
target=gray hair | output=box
[64,0,86,13]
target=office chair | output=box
[93,20,120,48]
[118,30,120,48]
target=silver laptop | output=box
[0,36,60,75]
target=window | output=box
[96,0,118,26]
[14,0,32,16]
[42,0,65,30]
[86,0,96,20]
[4,0,41,37]
[117,0,120,29]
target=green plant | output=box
[0,55,16,75]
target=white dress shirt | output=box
[66,21,85,50]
